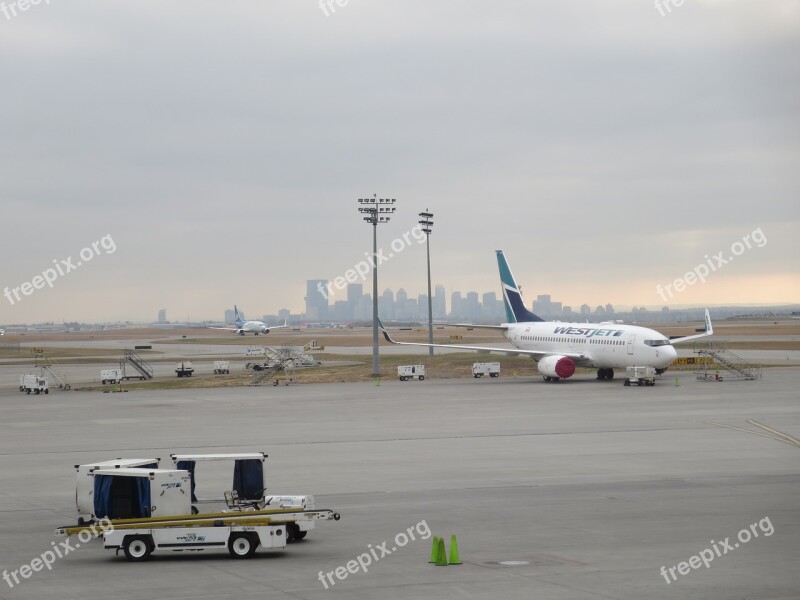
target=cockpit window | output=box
[644,339,670,347]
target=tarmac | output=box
[0,368,798,599]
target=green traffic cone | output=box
[435,537,447,566]
[428,535,439,563]
[448,535,462,565]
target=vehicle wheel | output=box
[419,375,424,381]
[191,505,199,514]
[123,535,154,562]
[543,376,550,382]
[295,530,307,540]
[607,370,614,380]
[102,379,106,385]
[228,533,258,558]
[624,380,630,386]
[44,389,49,394]
[491,373,498,378]
[474,374,479,378]
[35,389,40,394]
[26,389,31,394]
[638,381,643,386]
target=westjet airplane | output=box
[208,305,287,336]
[380,250,713,382]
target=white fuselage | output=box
[238,320,269,334]
[504,321,677,370]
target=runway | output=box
[0,368,797,599]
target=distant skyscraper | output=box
[157,309,166,323]
[451,291,462,319]
[433,284,446,319]
[306,280,329,320]
[347,283,363,304]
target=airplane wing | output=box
[269,321,289,330]
[434,322,510,332]
[669,308,713,345]
[379,319,586,362]
[205,324,241,332]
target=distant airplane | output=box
[0,328,4,336]
[379,250,713,383]
[208,306,287,336]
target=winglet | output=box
[670,308,714,345]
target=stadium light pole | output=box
[418,211,434,357]
[358,194,396,376]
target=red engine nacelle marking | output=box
[555,357,575,379]
[537,355,576,379]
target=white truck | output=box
[624,366,657,387]
[19,374,48,394]
[213,361,230,374]
[397,365,425,381]
[472,362,501,378]
[101,368,124,384]
[175,361,194,377]
[56,459,341,561]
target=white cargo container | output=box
[472,362,501,378]
[397,365,425,381]
[213,361,230,374]
[75,458,161,523]
[101,368,123,384]
[624,366,656,386]
[90,468,191,521]
[175,361,194,377]
[19,374,48,394]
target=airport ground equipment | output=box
[55,507,341,561]
[19,374,48,394]
[213,361,230,374]
[75,458,161,524]
[175,361,194,377]
[624,366,656,386]
[101,368,123,384]
[472,362,500,378]
[693,342,762,381]
[32,347,71,390]
[397,365,425,381]
[169,453,315,541]
[121,349,153,380]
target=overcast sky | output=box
[1,1,798,323]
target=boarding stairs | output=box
[693,342,761,381]
[122,349,154,380]
[32,348,71,390]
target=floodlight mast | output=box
[357,194,396,377]
[418,211,434,357]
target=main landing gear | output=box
[596,368,615,381]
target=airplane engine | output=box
[537,355,575,380]
[263,329,270,334]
